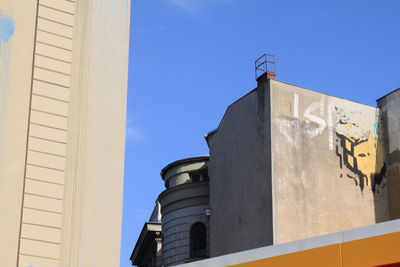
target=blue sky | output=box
[121,0,400,266]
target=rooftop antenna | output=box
[255,54,276,83]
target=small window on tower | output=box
[190,173,201,182]
[190,222,207,258]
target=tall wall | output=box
[0,1,130,266]
[270,80,388,244]
[208,81,273,257]
[207,79,390,257]
[0,1,38,266]
[377,89,400,220]
[18,1,76,265]
[62,1,130,266]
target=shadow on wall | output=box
[376,92,400,221]
[373,106,388,223]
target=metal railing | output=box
[255,54,276,80]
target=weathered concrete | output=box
[207,78,390,256]
[207,81,273,257]
[270,80,388,244]
[377,88,400,220]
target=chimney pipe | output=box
[256,71,276,85]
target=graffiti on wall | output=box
[334,107,385,192]
[275,93,386,193]
[275,93,328,147]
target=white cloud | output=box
[169,0,198,12]
[167,0,232,12]
[126,114,145,141]
[126,125,144,140]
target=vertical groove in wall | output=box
[269,80,276,245]
[17,0,76,266]
[61,0,91,265]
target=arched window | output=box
[190,222,207,258]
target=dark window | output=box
[190,222,207,258]
[190,173,201,182]
[189,172,209,182]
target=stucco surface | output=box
[270,80,387,244]
[0,0,130,266]
[377,89,400,220]
[208,81,273,257]
[208,79,390,257]
[0,1,37,266]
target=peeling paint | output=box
[0,12,14,167]
[277,92,386,193]
[0,12,15,41]
[334,107,385,192]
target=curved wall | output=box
[161,205,209,266]
[159,157,210,266]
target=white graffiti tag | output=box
[303,101,326,138]
[275,93,328,147]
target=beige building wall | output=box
[0,0,130,266]
[208,78,389,257]
[270,80,388,244]
[0,1,38,266]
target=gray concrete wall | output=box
[162,206,209,266]
[377,89,400,220]
[270,80,388,244]
[208,81,273,257]
[156,158,210,266]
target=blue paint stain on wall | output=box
[0,12,15,41]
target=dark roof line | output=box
[376,87,400,102]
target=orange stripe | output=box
[342,232,400,266]
[229,244,342,267]
[230,232,400,267]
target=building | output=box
[131,56,400,266]
[131,157,210,267]
[0,1,130,266]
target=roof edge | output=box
[376,87,400,102]
[160,156,209,179]
[130,222,162,265]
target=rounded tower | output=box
[158,156,210,266]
